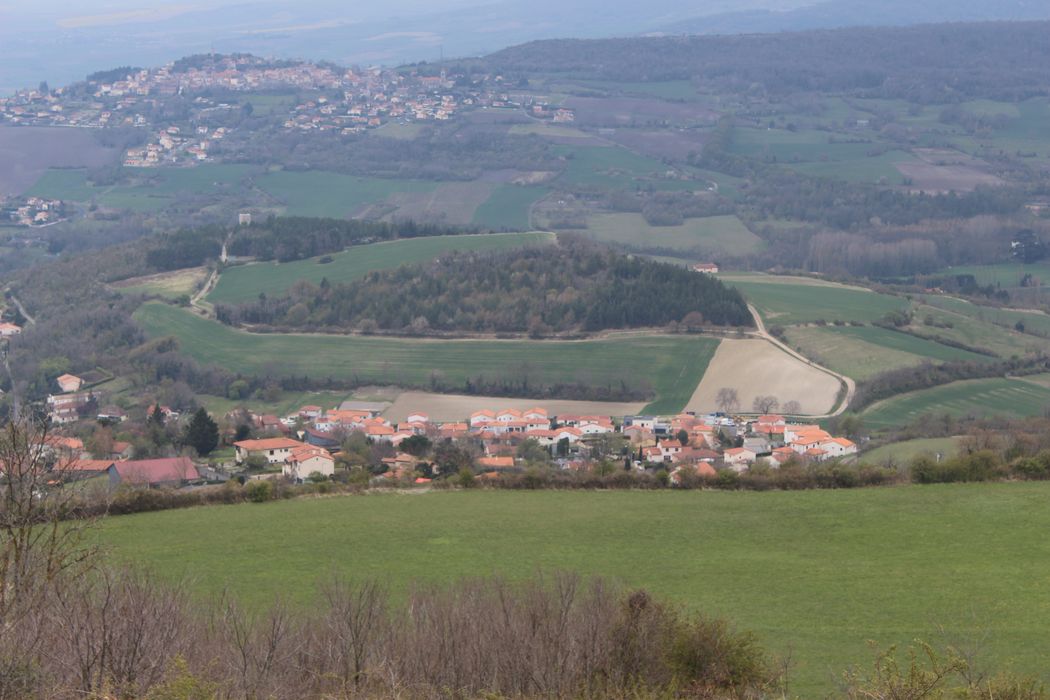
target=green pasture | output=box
[97,484,1050,696]
[940,263,1050,291]
[728,277,908,325]
[862,436,965,465]
[910,303,1050,358]
[790,149,916,184]
[920,295,1050,338]
[554,145,667,188]
[134,302,717,412]
[255,170,436,218]
[28,164,253,211]
[860,377,1050,430]
[785,324,992,381]
[472,185,548,230]
[579,213,763,255]
[209,232,553,304]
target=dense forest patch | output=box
[215,241,753,334]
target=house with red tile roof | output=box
[284,445,335,481]
[234,437,304,464]
[724,447,757,471]
[56,373,83,394]
[107,457,199,488]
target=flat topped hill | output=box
[214,241,753,335]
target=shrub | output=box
[245,480,275,503]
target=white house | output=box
[234,437,304,464]
[283,446,335,481]
[723,447,757,471]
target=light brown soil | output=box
[686,338,841,416]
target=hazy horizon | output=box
[3,0,1050,95]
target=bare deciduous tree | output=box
[716,387,740,414]
[782,400,802,415]
[752,395,780,414]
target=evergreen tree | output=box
[184,408,219,456]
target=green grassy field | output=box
[785,324,993,381]
[209,233,553,304]
[135,303,717,412]
[727,277,908,325]
[862,436,964,464]
[28,165,253,211]
[97,484,1050,695]
[860,376,1050,430]
[255,170,436,218]
[910,302,1050,358]
[554,145,668,188]
[943,263,1050,290]
[579,213,763,255]
[472,184,548,230]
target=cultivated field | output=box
[896,149,1003,193]
[112,267,209,300]
[862,436,965,465]
[134,303,719,412]
[784,324,994,381]
[860,376,1050,430]
[97,485,1050,696]
[28,164,253,211]
[383,391,646,423]
[686,338,842,415]
[472,184,547,230]
[0,126,116,195]
[726,275,907,325]
[377,181,495,225]
[209,232,553,304]
[255,170,435,218]
[577,213,763,256]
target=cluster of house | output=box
[43,433,200,489]
[123,125,228,167]
[0,196,66,227]
[232,403,858,484]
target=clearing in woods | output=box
[97,484,1050,697]
[208,232,554,304]
[134,302,719,412]
[686,338,841,415]
[112,267,209,300]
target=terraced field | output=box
[135,302,718,413]
[860,376,1050,430]
[209,232,553,304]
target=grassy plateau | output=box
[97,485,1050,696]
[134,302,718,413]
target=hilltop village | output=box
[0,54,572,168]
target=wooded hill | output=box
[215,241,753,335]
[482,21,1050,102]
